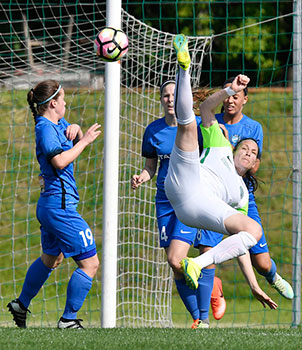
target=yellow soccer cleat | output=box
[180,257,202,289]
[173,34,191,71]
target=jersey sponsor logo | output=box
[158,154,170,160]
[231,134,240,146]
[180,229,191,234]
[259,243,267,248]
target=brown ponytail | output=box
[193,88,213,116]
[27,80,61,124]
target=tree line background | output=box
[0,0,294,87]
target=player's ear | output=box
[242,95,248,106]
[49,99,56,108]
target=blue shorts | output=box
[156,200,197,248]
[37,205,96,258]
[194,202,269,255]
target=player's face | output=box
[222,83,248,117]
[54,89,66,119]
[233,139,258,175]
[160,83,175,117]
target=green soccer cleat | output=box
[197,319,210,329]
[180,257,202,290]
[173,34,191,71]
[270,273,294,300]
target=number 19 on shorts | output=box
[79,228,94,247]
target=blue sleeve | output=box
[142,126,157,158]
[36,124,63,162]
[60,117,70,129]
[255,123,263,158]
[196,116,204,155]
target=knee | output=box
[245,220,262,242]
[167,255,182,274]
[253,222,262,242]
[41,253,64,269]
[89,257,100,277]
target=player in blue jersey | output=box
[131,80,212,328]
[194,75,294,324]
[165,34,277,311]
[7,80,101,329]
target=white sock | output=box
[175,69,195,125]
[193,231,257,269]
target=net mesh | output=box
[0,0,297,328]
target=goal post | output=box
[292,0,302,328]
[101,0,122,329]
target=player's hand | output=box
[66,124,81,141]
[231,74,250,93]
[82,123,101,145]
[219,123,229,141]
[252,288,278,310]
[131,174,143,189]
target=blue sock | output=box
[175,278,199,320]
[196,268,215,320]
[258,258,277,284]
[19,257,52,308]
[62,268,93,320]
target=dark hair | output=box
[234,138,259,192]
[159,80,175,97]
[27,80,61,124]
[223,77,248,96]
[192,88,213,116]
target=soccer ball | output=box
[94,27,129,62]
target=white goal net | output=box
[0,1,211,327]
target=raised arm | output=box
[51,123,101,169]
[199,74,250,128]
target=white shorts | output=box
[164,145,242,235]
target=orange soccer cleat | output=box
[191,319,200,329]
[210,276,226,320]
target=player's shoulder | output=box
[35,116,54,133]
[214,113,225,125]
[145,117,167,133]
[241,114,262,129]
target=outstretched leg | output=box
[173,35,198,153]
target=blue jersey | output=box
[215,112,263,157]
[35,116,79,208]
[142,116,202,202]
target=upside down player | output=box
[194,76,294,324]
[164,34,278,310]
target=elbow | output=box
[51,159,66,170]
[53,163,65,170]
[56,164,66,170]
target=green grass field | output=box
[1,328,302,350]
[0,87,298,330]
